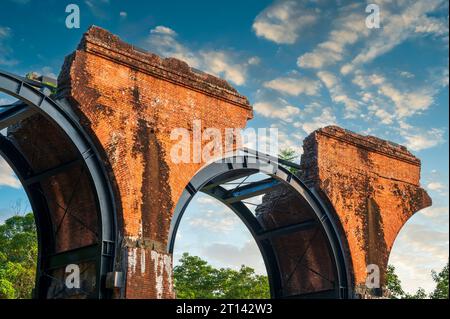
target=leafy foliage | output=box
[174,253,270,299]
[386,263,449,299]
[403,287,428,299]
[0,213,37,299]
[385,265,405,298]
[430,261,449,299]
[278,148,299,175]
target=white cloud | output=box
[202,241,267,274]
[419,206,449,225]
[189,216,237,233]
[298,1,448,75]
[400,71,415,79]
[196,196,216,205]
[252,0,317,44]
[85,0,111,19]
[352,71,441,122]
[146,25,200,67]
[389,209,449,293]
[399,126,446,151]
[200,51,246,86]
[145,25,253,86]
[317,71,360,118]
[187,206,239,234]
[295,107,337,134]
[343,0,448,74]
[247,56,261,65]
[427,182,446,191]
[253,101,300,122]
[150,25,176,36]
[368,104,394,125]
[0,27,10,38]
[379,84,434,118]
[0,26,17,66]
[298,9,368,69]
[273,127,304,154]
[0,156,21,189]
[415,15,449,36]
[263,76,321,96]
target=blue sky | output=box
[0,0,448,294]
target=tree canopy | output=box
[173,253,270,299]
[386,263,449,299]
[430,261,449,299]
[278,148,299,175]
[0,213,37,299]
[0,213,447,300]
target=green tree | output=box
[385,265,405,298]
[386,264,426,299]
[0,213,37,299]
[404,287,427,299]
[278,148,299,175]
[174,253,270,299]
[430,261,449,299]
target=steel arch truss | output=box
[169,151,351,299]
[0,70,116,299]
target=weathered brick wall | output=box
[300,126,432,296]
[57,26,253,298]
[14,25,430,299]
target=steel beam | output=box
[257,219,318,240]
[283,288,337,299]
[0,70,117,299]
[241,147,301,170]
[201,170,258,191]
[23,158,82,186]
[223,178,281,203]
[46,244,99,270]
[0,103,36,130]
[168,153,351,299]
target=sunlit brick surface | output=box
[300,126,431,296]
[9,26,430,299]
[58,26,252,298]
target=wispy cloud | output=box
[317,71,360,118]
[342,0,448,74]
[389,206,449,293]
[202,241,267,274]
[145,25,256,86]
[252,0,317,44]
[0,26,18,66]
[253,101,300,122]
[292,1,448,74]
[186,201,239,234]
[263,76,321,96]
[294,107,337,134]
[298,7,368,69]
[0,156,21,189]
[399,127,446,152]
[427,182,446,191]
[84,0,111,19]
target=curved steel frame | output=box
[168,152,351,299]
[0,70,116,299]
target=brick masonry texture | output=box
[57,26,253,298]
[299,126,431,296]
[9,25,430,298]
